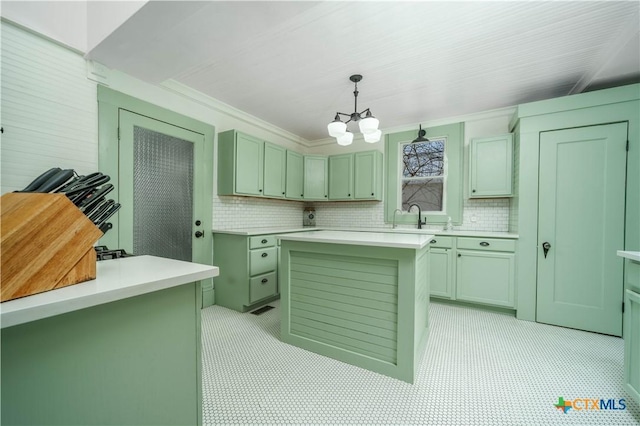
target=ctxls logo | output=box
[554,397,626,414]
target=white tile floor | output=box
[201,300,640,425]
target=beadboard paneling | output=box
[1,22,98,194]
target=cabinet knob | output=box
[259,189,262,192]
[479,241,490,247]
[261,252,268,258]
[195,220,201,226]
[261,239,268,244]
[282,192,285,195]
[261,278,268,284]
[472,189,476,193]
[371,193,374,196]
[301,194,304,197]
[348,194,351,197]
[194,231,204,238]
[324,195,327,197]
[430,239,437,244]
[458,253,462,257]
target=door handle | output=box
[195,230,204,238]
[542,242,551,258]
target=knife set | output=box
[17,168,120,235]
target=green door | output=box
[118,110,211,274]
[263,142,286,198]
[303,156,328,200]
[235,132,264,195]
[285,150,304,199]
[328,154,353,200]
[537,123,627,336]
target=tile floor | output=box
[201,300,640,425]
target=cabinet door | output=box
[456,250,515,307]
[328,154,353,200]
[429,247,453,299]
[469,134,513,198]
[235,133,264,195]
[303,156,328,200]
[263,143,286,198]
[625,289,640,405]
[285,151,304,200]
[354,151,382,200]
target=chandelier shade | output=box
[328,74,381,145]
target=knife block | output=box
[1,193,103,302]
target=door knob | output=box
[542,242,551,258]
[195,230,204,238]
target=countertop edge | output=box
[617,250,640,262]
[277,231,434,249]
[1,256,219,329]
[213,227,518,239]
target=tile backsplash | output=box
[212,195,511,232]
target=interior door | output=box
[537,122,627,336]
[118,110,210,269]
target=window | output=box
[385,122,464,226]
[401,138,446,212]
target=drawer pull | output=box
[430,239,437,244]
[261,239,268,244]
[261,278,268,284]
[261,253,268,258]
[480,241,490,247]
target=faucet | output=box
[408,204,426,229]
[392,209,402,228]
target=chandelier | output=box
[327,74,381,146]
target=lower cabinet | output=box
[429,235,516,309]
[624,257,640,404]
[213,233,278,312]
[427,237,454,299]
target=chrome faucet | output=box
[408,204,426,229]
[392,209,403,228]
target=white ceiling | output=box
[86,1,640,143]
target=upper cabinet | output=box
[285,150,304,200]
[218,130,264,196]
[328,154,354,200]
[469,134,513,198]
[354,151,383,200]
[303,156,328,200]
[218,129,383,202]
[263,143,286,198]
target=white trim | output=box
[161,79,311,148]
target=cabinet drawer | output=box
[250,272,277,303]
[250,247,277,276]
[250,235,276,249]
[456,237,515,252]
[428,236,453,249]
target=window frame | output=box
[399,137,448,213]
[385,122,464,226]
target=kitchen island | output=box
[278,231,432,383]
[1,255,218,426]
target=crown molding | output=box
[160,79,312,148]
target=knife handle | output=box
[35,169,75,192]
[17,168,62,192]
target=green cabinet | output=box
[428,235,517,309]
[303,155,328,200]
[328,150,383,201]
[328,154,354,200]
[263,143,286,198]
[428,236,454,299]
[456,237,516,308]
[285,150,304,200]
[218,130,285,198]
[354,151,383,200]
[469,134,513,198]
[213,233,278,312]
[624,258,640,405]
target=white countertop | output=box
[213,226,518,239]
[617,251,640,262]
[213,227,316,235]
[0,255,219,329]
[277,230,433,249]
